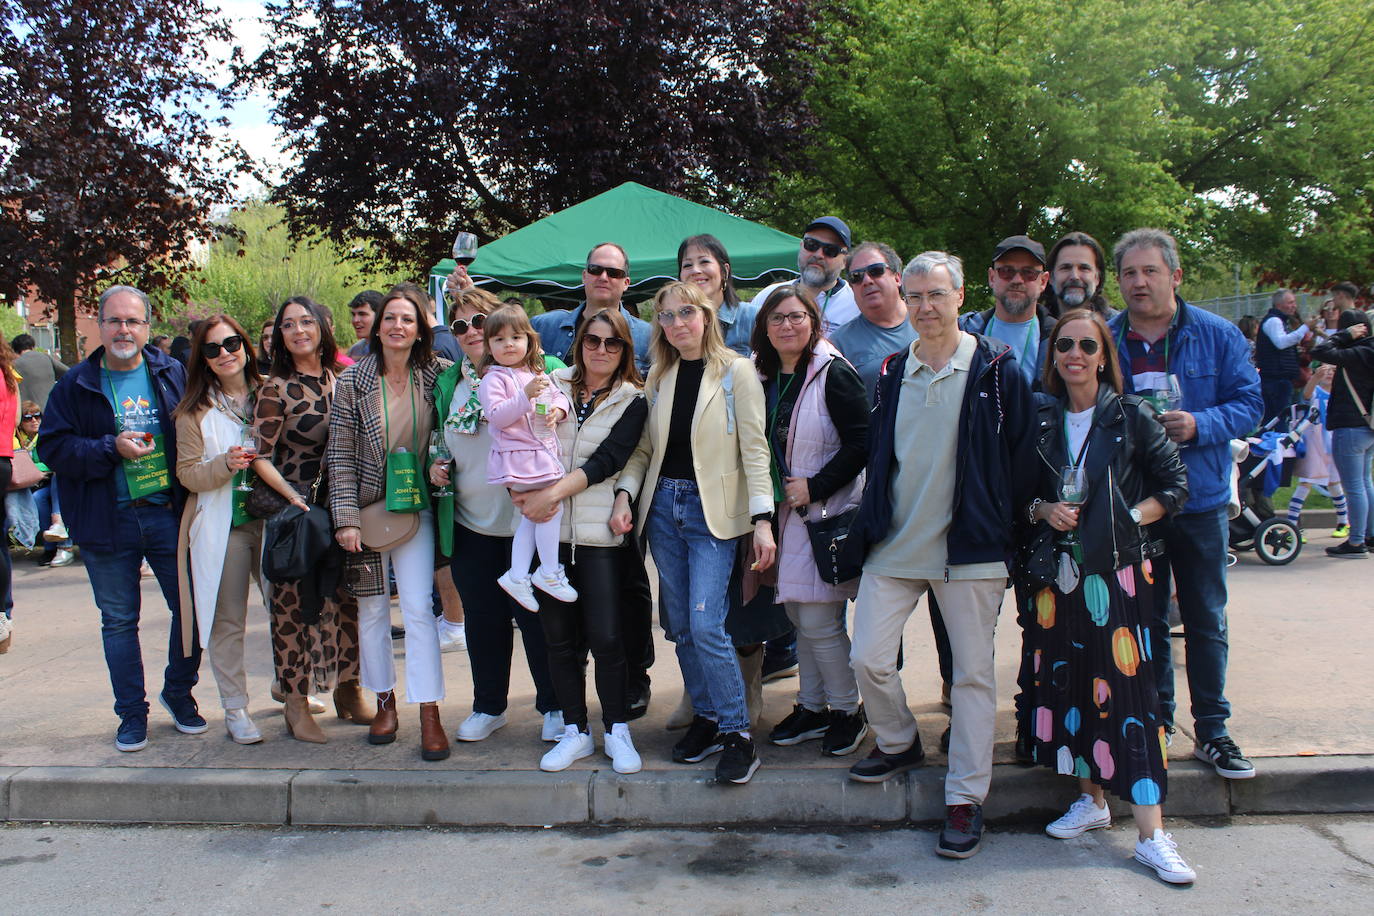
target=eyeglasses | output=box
[656,305,699,326]
[582,333,625,353]
[279,317,318,332]
[801,236,846,259]
[585,263,628,280]
[22,412,41,420]
[200,336,245,358]
[993,265,1044,282]
[1053,336,1101,355]
[101,317,148,329]
[767,310,811,328]
[451,314,486,335]
[848,263,891,284]
[903,289,953,306]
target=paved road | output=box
[2,815,1371,913]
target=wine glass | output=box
[429,430,453,497]
[1156,373,1183,414]
[1059,465,1088,544]
[235,425,260,492]
[452,231,478,261]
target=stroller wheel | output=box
[1254,516,1301,565]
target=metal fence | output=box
[1189,291,1319,324]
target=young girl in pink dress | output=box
[478,306,577,610]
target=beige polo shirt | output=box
[865,332,1007,582]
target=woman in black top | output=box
[1311,308,1374,556]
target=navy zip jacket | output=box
[37,345,188,552]
[849,333,1038,576]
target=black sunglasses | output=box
[583,333,626,353]
[200,336,245,359]
[802,236,846,259]
[585,263,628,280]
[451,313,486,335]
[22,412,41,420]
[994,265,1044,282]
[1054,336,1101,355]
[848,263,890,284]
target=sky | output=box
[215,0,286,196]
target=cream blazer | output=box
[618,355,772,540]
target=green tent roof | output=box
[429,182,800,304]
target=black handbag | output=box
[262,503,334,583]
[1017,523,1057,586]
[246,478,289,519]
[798,503,862,585]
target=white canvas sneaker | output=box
[1045,793,1112,839]
[438,621,466,653]
[1134,829,1197,884]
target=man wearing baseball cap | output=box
[750,216,859,337]
[958,235,1056,387]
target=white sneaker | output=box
[455,711,508,742]
[50,548,75,567]
[542,710,565,742]
[533,565,578,603]
[540,726,595,772]
[224,707,263,745]
[43,522,69,542]
[604,725,642,774]
[1045,793,1112,839]
[497,571,540,611]
[1134,829,1197,884]
[438,621,467,653]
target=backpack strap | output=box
[722,362,736,435]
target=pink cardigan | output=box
[478,365,571,487]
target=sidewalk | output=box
[2,520,1372,827]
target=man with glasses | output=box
[531,242,651,375]
[847,252,1036,859]
[750,217,857,337]
[829,242,915,398]
[958,235,1055,387]
[1107,228,1262,780]
[38,285,202,753]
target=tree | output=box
[245,0,826,271]
[770,0,1374,294]
[0,0,247,362]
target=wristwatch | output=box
[1129,506,1143,525]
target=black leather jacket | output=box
[1028,385,1189,575]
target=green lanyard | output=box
[103,357,155,432]
[768,372,799,502]
[381,368,418,455]
[990,316,1036,370]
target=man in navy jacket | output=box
[38,286,203,753]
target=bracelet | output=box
[1026,498,1045,526]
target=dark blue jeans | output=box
[82,503,201,719]
[1148,506,1232,742]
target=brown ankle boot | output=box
[283,695,327,744]
[420,703,450,761]
[369,690,398,745]
[333,681,374,725]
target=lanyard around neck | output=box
[102,358,154,428]
[992,316,1036,369]
[1063,407,1100,469]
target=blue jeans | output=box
[6,488,38,546]
[33,482,70,554]
[1331,427,1374,545]
[645,478,749,733]
[1260,375,1295,425]
[1148,507,1231,741]
[82,503,201,719]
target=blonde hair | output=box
[646,281,736,393]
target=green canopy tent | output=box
[427,182,800,315]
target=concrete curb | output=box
[3,756,1370,827]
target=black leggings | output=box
[537,543,627,731]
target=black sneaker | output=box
[1194,736,1255,779]
[821,707,868,757]
[939,724,950,754]
[626,686,650,722]
[672,715,724,763]
[847,737,926,783]
[1013,721,1034,766]
[768,704,829,746]
[715,732,761,784]
[115,714,148,752]
[937,803,985,858]
[1325,540,1368,558]
[158,691,208,735]
[761,654,799,683]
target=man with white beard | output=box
[1046,231,1116,319]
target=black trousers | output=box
[538,543,628,730]
[619,527,654,702]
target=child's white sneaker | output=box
[533,565,578,603]
[498,571,539,611]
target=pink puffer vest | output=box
[774,342,864,604]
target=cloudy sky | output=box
[216,0,284,195]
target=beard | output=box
[107,340,140,360]
[800,262,837,289]
[1057,281,1090,308]
[996,290,1035,317]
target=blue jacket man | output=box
[38,286,203,753]
[531,242,651,375]
[1108,229,1262,781]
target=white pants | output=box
[850,573,1004,806]
[357,512,444,704]
[784,600,859,713]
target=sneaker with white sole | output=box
[1194,735,1255,779]
[533,565,578,603]
[497,572,540,611]
[540,725,594,771]
[1045,793,1112,839]
[455,711,508,742]
[1134,829,1196,884]
[438,621,467,653]
[604,724,642,774]
[542,710,566,742]
[50,548,75,567]
[42,522,69,542]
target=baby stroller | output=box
[1227,405,1312,565]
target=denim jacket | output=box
[1107,296,1262,514]
[718,297,760,357]
[530,302,652,375]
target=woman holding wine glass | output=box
[1021,308,1193,883]
[172,316,268,743]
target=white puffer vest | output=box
[552,369,644,550]
[774,343,865,603]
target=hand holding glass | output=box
[429,431,453,497]
[1059,466,1087,544]
[235,425,260,491]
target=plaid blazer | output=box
[327,352,448,597]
